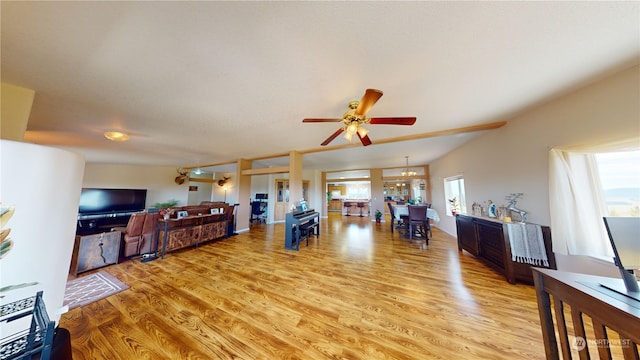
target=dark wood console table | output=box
[155,214,228,259]
[456,214,556,284]
[532,268,640,359]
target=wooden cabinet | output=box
[69,231,121,275]
[456,213,478,255]
[328,200,343,211]
[476,220,505,270]
[455,214,556,284]
[327,185,346,196]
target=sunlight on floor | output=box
[337,217,375,261]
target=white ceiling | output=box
[2,1,639,174]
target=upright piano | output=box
[285,209,320,250]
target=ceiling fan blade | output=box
[369,117,416,125]
[355,89,383,117]
[357,132,372,146]
[321,128,344,146]
[303,118,342,123]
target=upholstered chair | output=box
[115,212,146,257]
[139,212,160,255]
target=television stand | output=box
[69,231,121,275]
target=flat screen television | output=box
[78,188,147,216]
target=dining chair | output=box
[387,202,403,233]
[407,205,430,244]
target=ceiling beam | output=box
[240,166,289,176]
[182,160,236,171]
[184,121,506,169]
[188,178,217,183]
[299,121,507,155]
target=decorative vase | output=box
[163,214,169,220]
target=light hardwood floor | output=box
[59,213,548,359]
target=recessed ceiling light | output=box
[104,131,130,142]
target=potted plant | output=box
[374,210,383,224]
[448,197,460,216]
[154,199,179,219]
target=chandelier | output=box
[401,156,416,176]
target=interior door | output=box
[274,179,289,221]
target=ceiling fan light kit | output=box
[103,131,130,142]
[303,88,416,147]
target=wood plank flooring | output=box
[59,213,548,359]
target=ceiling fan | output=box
[303,89,416,146]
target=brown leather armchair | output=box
[139,212,160,255]
[114,212,146,257]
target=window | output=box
[595,150,640,217]
[444,175,466,216]
[548,138,638,258]
[345,182,370,199]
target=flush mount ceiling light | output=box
[401,156,416,177]
[103,131,130,142]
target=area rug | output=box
[63,271,129,310]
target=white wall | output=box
[187,176,213,205]
[83,163,189,208]
[430,64,640,236]
[1,141,84,326]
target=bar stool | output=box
[357,202,365,217]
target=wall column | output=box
[288,151,303,210]
[423,164,432,204]
[370,168,384,222]
[1,83,35,141]
[321,171,328,216]
[235,158,253,233]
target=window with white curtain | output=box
[549,138,640,258]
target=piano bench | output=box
[300,222,319,246]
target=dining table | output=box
[392,204,440,222]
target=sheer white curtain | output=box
[549,137,640,258]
